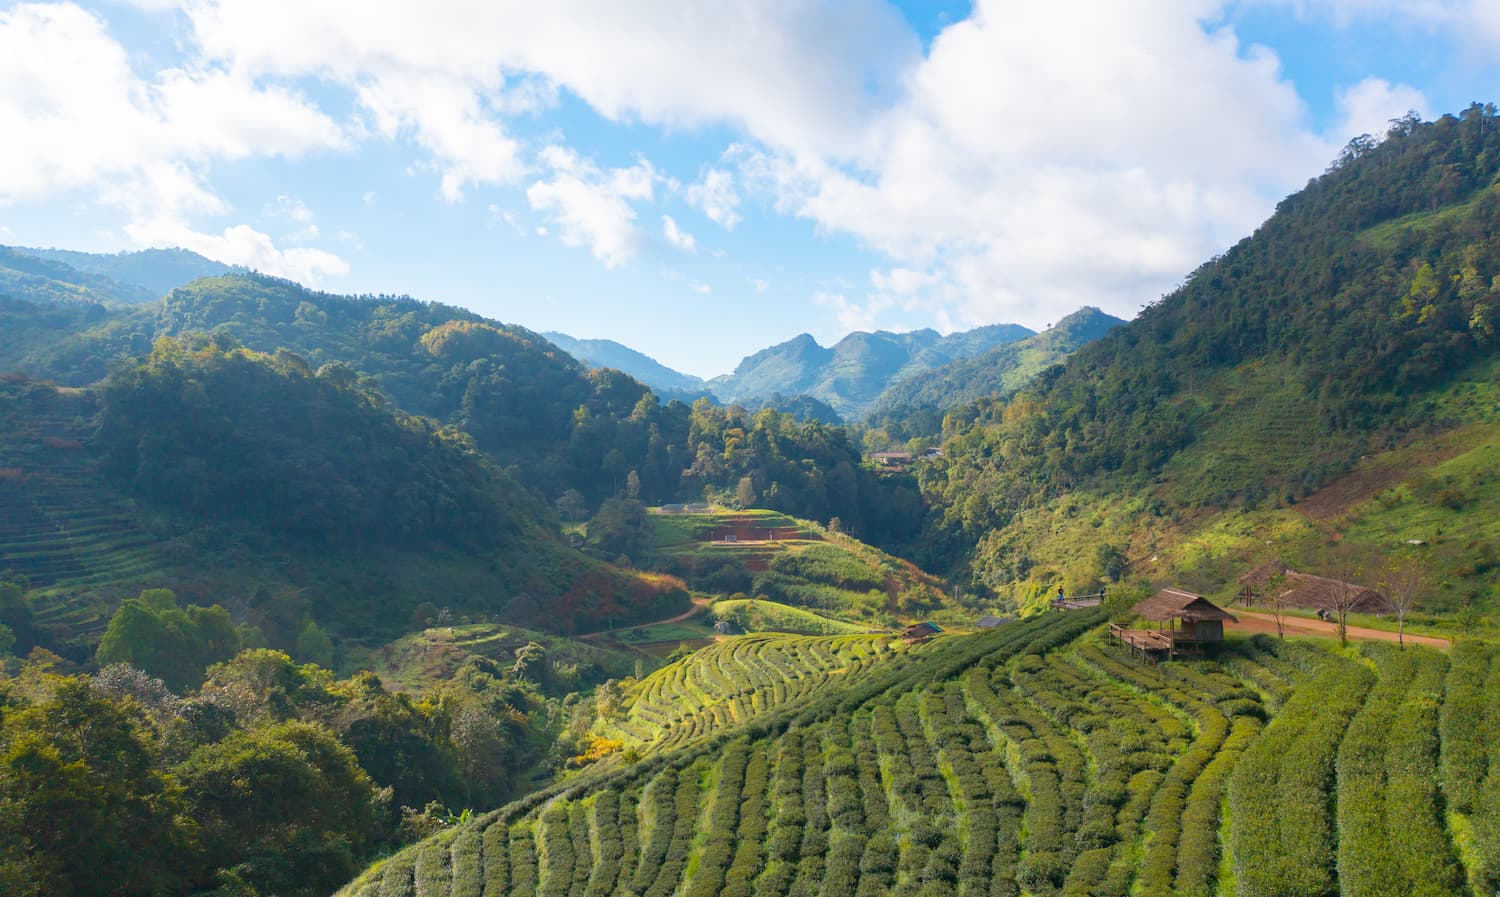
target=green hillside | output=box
[0,245,157,305]
[369,622,644,695]
[0,274,921,544]
[917,107,1500,613]
[342,612,1500,897]
[542,331,707,396]
[15,246,231,296]
[593,632,908,755]
[0,348,689,657]
[644,507,949,624]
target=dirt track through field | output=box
[1227,609,1449,648]
[576,595,711,641]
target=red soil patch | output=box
[1295,429,1474,520]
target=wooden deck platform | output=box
[1109,623,1219,661]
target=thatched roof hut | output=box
[1237,560,1389,613]
[1132,588,1239,624]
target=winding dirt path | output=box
[576,595,712,642]
[1227,609,1450,648]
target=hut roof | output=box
[902,621,943,638]
[1236,559,1390,613]
[975,615,1011,629]
[1275,573,1389,613]
[1132,588,1238,623]
[1237,558,1291,587]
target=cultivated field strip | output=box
[341,616,1500,897]
[599,633,904,754]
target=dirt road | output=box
[576,595,711,641]
[1228,609,1450,648]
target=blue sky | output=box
[1,1,1497,378]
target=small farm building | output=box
[1237,560,1391,614]
[1110,588,1237,660]
[902,621,943,643]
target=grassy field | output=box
[711,598,871,635]
[647,506,952,626]
[342,613,1500,897]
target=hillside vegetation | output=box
[918,107,1500,611]
[0,347,687,657]
[644,508,949,624]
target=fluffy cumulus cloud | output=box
[731,0,1439,328]
[176,0,918,157]
[526,147,657,268]
[0,2,346,280]
[5,0,1492,322]
[133,221,350,284]
[1333,77,1432,141]
[0,3,340,204]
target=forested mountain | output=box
[0,351,687,651]
[15,246,232,297]
[706,323,1033,419]
[0,245,159,306]
[0,273,923,548]
[542,331,707,397]
[920,106,1500,609]
[867,306,1125,437]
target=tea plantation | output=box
[338,612,1500,897]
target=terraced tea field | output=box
[597,632,912,755]
[0,380,167,642]
[342,612,1500,897]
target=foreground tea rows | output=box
[341,613,1500,897]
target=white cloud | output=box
[1330,77,1431,142]
[526,147,657,268]
[751,278,770,293]
[686,167,742,229]
[0,3,341,210]
[266,194,314,222]
[662,215,697,252]
[0,2,350,290]
[356,70,524,201]
[690,280,712,294]
[736,0,1345,329]
[813,290,892,333]
[128,219,348,284]
[178,0,918,157]
[1250,0,1500,49]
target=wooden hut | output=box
[901,621,943,644]
[1109,588,1237,660]
[1237,560,1390,614]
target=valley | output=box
[2,106,1500,897]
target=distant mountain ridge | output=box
[18,246,233,296]
[0,245,160,306]
[869,306,1126,422]
[542,331,706,397]
[707,322,1034,419]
